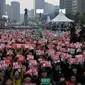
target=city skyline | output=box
[6,0,59,13]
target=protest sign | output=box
[13,62,22,69]
[41,78,50,85]
[0,60,10,68]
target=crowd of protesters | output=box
[0,28,85,85]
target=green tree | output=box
[80,13,85,24]
[74,12,80,23]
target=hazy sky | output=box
[6,0,59,13]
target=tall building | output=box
[31,9,34,18]
[72,0,85,15]
[44,2,55,15]
[34,0,45,17]
[11,1,20,21]
[28,9,34,19]
[44,2,59,15]
[5,4,12,19]
[81,0,85,14]
[0,0,5,18]
[60,0,65,9]
[65,0,72,14]
[20,14,24,21]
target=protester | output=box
[21,74,32,85]
[70,75,77,85]
[57,74,66,85]
[4,78,12,85]
[0,29,85,85]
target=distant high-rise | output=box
[28,9,34,19]
[60,0,65,9]
[11,1,20,21]
[0,0,5,18]
[72,0,85,15]
[44,2,59,15]
[81,0,85,14]
[5,4,12,19]
[34,0,45,17]
[20,14,24,21]
[65,0,72,14]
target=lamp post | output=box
[36,9,44,25]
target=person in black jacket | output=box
[57,74,66,85]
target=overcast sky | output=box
[6,0,59,13]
